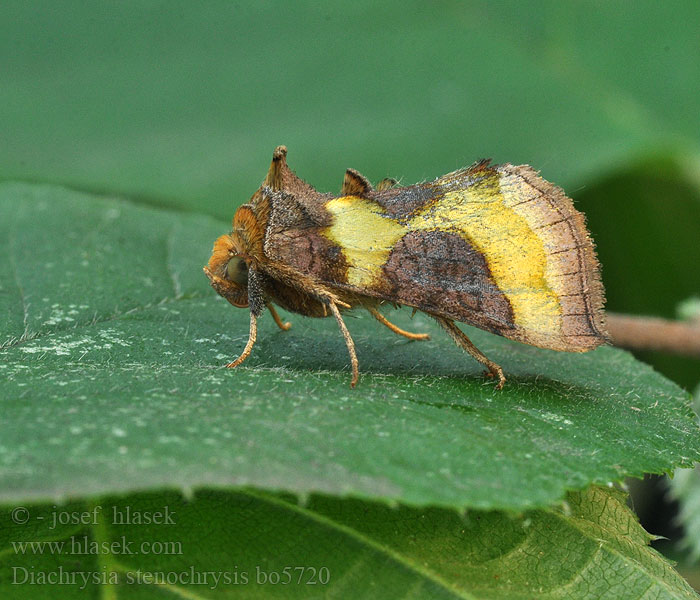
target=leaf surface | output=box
[671,387,700,564]
[1,183,698,511]
[0,486,697,599]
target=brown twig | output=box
[607,313,700,356]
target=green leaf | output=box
[1,486,697,599]
[672,466,700,563]
[677,298,700,323]
[1,182,698,512]
[671,387,700,562]
[1,2,699,219]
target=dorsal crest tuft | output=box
[341,169,373,197]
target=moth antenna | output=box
[341,169,373,196]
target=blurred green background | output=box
[2,0,699,585]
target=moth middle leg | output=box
[267,303,292,331]
[368,307,430,341]
[328,300,359,388]
[434,316,506,389]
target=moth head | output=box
[204,234,249,308]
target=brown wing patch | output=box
[370,159,496,220]
[381,230,515,334]
[371,184,440,219]
[263,189,347,284]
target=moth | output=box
[204,146,606,389]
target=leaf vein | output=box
[242,489,475,600]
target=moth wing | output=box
[263,163,606,352]
[489,164,607,350]
[262,188,348,284]
[317,189,527,341]
[415,163,606,350]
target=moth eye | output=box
[225,256,249,286]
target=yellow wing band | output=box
[323,196,406,288]
[323,178,561,335]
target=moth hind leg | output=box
[434,316,506,389]
[368,307,430,341]
[267,303,292,331]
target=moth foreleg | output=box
[226,311,257,369]
[328,301,359,388]
[368,307,430,341]
[267,303,292,331]
[227,268,265,369]
[434,316,506,389]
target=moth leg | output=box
[434,316,506,389]
[226,311,257,369]
[267,303,292,331]
[328,300,360,388]
[227,268,266,369]
[368,307,430,341]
